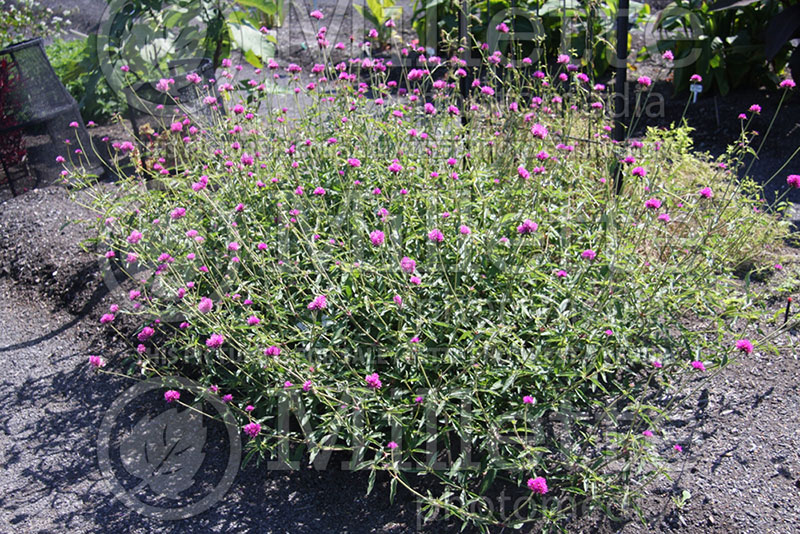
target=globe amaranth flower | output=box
[527,477,548,494]
[164,390,181,403]
[644,198,662,209]
[428,228,444,243]
[691,360,706,371]
[308,294,328,310]
[699,186,713,198]
[88,355,106,368]
[365,373,382,389]
[517,219,538,235]
[206,334,225,348]
[127,230,143,244]
[243,422,262,438]
[370,230,385,246]
[530,123,548,139]
[581,249,597,260]
[400,256,416,273]
[735,339,753,354]
[198,297,213,314]
[787,175,800,188]
[137,327,155,342]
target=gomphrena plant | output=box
[66,13,794,532]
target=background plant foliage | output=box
[69,34,788,531]
[0,0,70,49]
[654,0,800,95]
[412,0,650,78]
[46,37,126,123]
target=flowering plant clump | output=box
[70,19,791,531]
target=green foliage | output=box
[412,0,649,78]
[355,0,401,51]
[70,41,788,531]
[99,0,277,78]
[46,38,126,124]
[653,0,798,96]
[0,0,70,49]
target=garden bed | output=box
[2,0,800,532]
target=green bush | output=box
[654,0,799,95]
[412,0,650,79]
[0,0,69,49]
[46,37,126,124]
[69,33,791,530]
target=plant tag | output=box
[689,83,702,103]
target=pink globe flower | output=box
[530,123,548,139]
[127,230,143,244]
[787,175,800,188]
[365,372,382,389]
[522,395,534,404]
[735,339,753,354]
[198,297,213,314]
[644,198,662,209]
[88,355,106,368]
[691,360,706,371]
[517,219,538,235]
[164,390,180,403]
[206,334,225,348]
[581,249,597,260]
[243,422,262,438]
[308,294,328,310]
[370,230,385,246]
[400,256,416,273]
[527,476,548,494]
[698,186,713,198]
[428,228,444,243]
